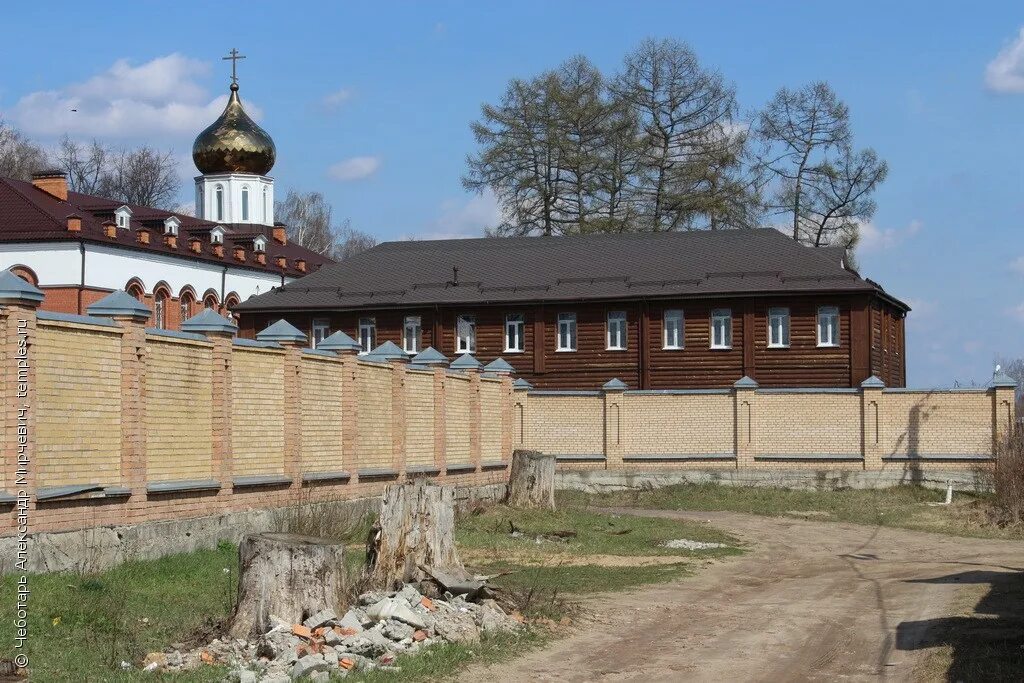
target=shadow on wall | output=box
[896,568,1024,680]
[891,392,938,488]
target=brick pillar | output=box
[340,353,359,478]
[469,368,482,474]
[602,379,627,469]
[990,372,1018,452]
[500,375,514,462]
[280,342,303,488]
[87,290,152,517]
[181,308,238,507]
[861,376,885,470]
[1,275,43,533]
[511,380,531,450]
[254,319,309,489]
[733,376,758,468]
[433,368,447,479]
[389,359,408,477]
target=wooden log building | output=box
[234,229,909,389]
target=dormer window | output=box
[114,206,132,229]
[253,235,267,253]
[163,216,180,236]
[210,226,225,245]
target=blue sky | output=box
[2,1,1024,386]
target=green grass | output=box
[564,483,1024,540]
[349,628,549,682]
[0,542,238,682]
[455,503,741,558]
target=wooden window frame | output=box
[403,315,421,354]
[767,307,791,348]
[711,308,732,350]
[556,312,577,352]
[311,318,331,348]
[456,314,476,354]
[504,313,524,353]
[817,306,840,347]
[358,317,376,354]
[663,309,684,349]
[606,310,627,351]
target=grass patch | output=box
[565,484,1024,540]
[0,543,238,682]
[349,628,548,682]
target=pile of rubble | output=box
[138,584,522,681]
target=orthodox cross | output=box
[222,48,246,86]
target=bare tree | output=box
[0,120,48,181]
[752,82,887,251]
[55,138,180,208]
[275,190,375,259]
[611,38,744,231]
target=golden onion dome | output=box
[192,84,276,176]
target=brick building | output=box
[0,75,329,328]
[235,229,911,389]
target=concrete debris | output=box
[143,582,520,680]
[662,539,729,550]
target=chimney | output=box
[213,244,224,258]
[66,214,82,232]
[233,246,246,262]
[31,170,68,201]
[256,252,267,265]
[136,228,151,245]
[272,222,287,245]
[164,234,178,249]
[295,258,306,273]
[189,237,202,253]
[103,220,117,239]
[275,255,287,269]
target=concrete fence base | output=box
[556,467,992,495]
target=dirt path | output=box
[460,509,1024,682]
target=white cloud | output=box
[1009,302,1024,322]
[858,218,923,252]
[985,28,1024,93]
[1010,255,1024,275]
[328,156,381,181]
[321,87,353,112]
[10,54,252,138]
[412,189,501,240]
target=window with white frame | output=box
[663,309,684,349]
[557,312,577,351]
[262,187,269,222]
[241,186,250,221]
[606,311,627,350]
[768,307,790,348]
[711,308,732,349]
[358,317,376,354]
[817,306,840,347]
[505,313,524,352]
[215,185,224,221]
[312,319,330,348]
[403,316,421,354]
[115,206,131,229]
[456,314,476,353]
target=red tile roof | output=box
[0,176,332,278]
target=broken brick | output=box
[292,624,313,640]
[339,658,355,670]
[420,597,435,611]
[413,630,427,642]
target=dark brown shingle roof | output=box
[235,228,908,312]
[0,176,331,277]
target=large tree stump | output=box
[506,449,556,510]
[366,482,467,590]
[228,533,346,639]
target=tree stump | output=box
[366,482,467,590]
[228,532,346,639]
[506,449,556,510]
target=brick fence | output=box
[0,282,513,544]
[513,376,1017,474]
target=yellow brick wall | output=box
[356,361,392,469]
[756,393,862,457]
[300,356,345,472]
[445,374,472,463]
[35,322,122,487]
[404,370,435,467]
[882,391,992,457]
[621,393,734,456]
[145,337,214,482]
[231,348,285,476]
[480,379,503,461]
[526,394,604,455]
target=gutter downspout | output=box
[78,239,86,314]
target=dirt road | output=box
[461,509,1023,682]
